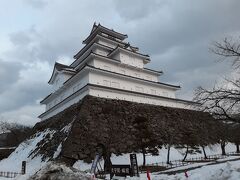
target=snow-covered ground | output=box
[73,143,236,172]
[25,162,91,180]
[97,158,240,179]
[0,128,238,180]
[143,159,240,180]
[161,155,240,173]
[0,129,55,180]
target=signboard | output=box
[130,154,139,177]
[110,165,131,179]
[21,161,26,174]
[90,153,100,174]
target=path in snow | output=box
[158,156,240,175]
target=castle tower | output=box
[39,23,195,120]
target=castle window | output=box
[104,65,111,71]
[151,89,156,95]
[48,103,52,109]
[60,94,65,101]
[73,85,77,93]
[120,69,125,75]
[135,73,140,78]
[135,86,143,92]
[163,92,168,97]
[103,80,110,86]
[55,78,59,86]
[146,76,152,81]
[77,82,82,89]
[111,82,120,88]
[54,99,58,105]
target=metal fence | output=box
[143,151,240,170]
[147,160,193,169]
[0,161,26,178]
[0,171,21,178]
[227,152,240,156]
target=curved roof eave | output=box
[82,24,128,44]
[48,62,75,84]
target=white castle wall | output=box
[89,70,176,98]
[113,51,144,68]
[51,72,72,91]
[41,89,89,120]
[97,36,118,48]
[93,58,159,82]
[46,73,89,111]
[42,83,191,121]
[88,87,190,109]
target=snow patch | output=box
[73,160,92,172]
[73,143,237,173]
[53,143,62,159]
[61,121,73,134]
[121,159,240,180]
[27,162,91,180]
[0,129,55,179]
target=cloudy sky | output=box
[0,0,239,126]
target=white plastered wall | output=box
[97,37,118,49]
[52,72,72,91]
[92,57,159,82]
[45,72,89,111]
[88,87,190,109]
[41,89,89,120]
[114,51,144,68]
[89,70,176,98]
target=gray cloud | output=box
[0,59,22,92]
[113,0,240,99]
[0,61,51,113]
[123,0,240,55]
[23,0,47,9]
[9,31,32,46]
[114,0,166,21]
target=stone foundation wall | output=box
[31,95,215,164]
[60,96,214,163]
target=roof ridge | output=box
[83,23,128,44]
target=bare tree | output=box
[165,129,178,164]
[194,36,240,154]
[133,116,158,166]
[195,80,240,122]
[195,37,240,123]
[228,123,240,153]
[211,37,240,68]
[0,120,32,147]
